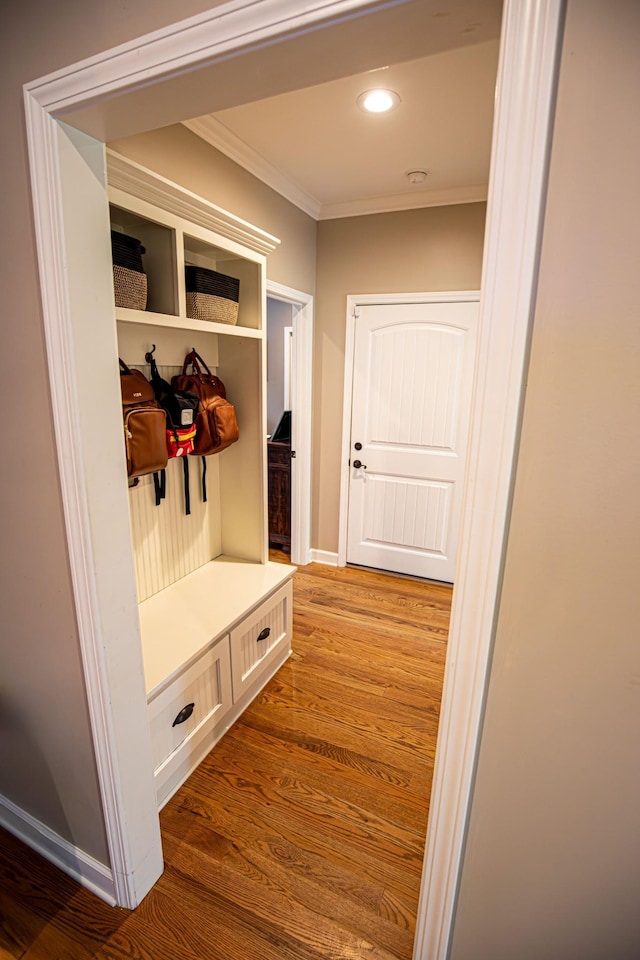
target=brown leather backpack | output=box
[172,350,239,456]
[119,359,168,478]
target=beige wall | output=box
[314,204,486,552]
[109,132,485,554]
[108,126,317,295]
[0,0,230,867]
[450,2,640,957]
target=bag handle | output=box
[119,358,133,376]
[182,349,213,379]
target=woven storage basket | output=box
[111,231,146,272]
[185,265,240,325]
[113,264,148,310]
[111,231,147,310]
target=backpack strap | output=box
[153,469,166,507]
[182,457,191,516]
[201,456,207,503]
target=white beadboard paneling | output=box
[229,581,291,702]
[127,364,222,602]
[148,638,231,771]
[368,324,465,452]
[364,475,451,554]
[241,604,283,681]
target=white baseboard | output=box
[309,549,339,566]
[0,793,116,905]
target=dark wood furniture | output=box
[267,440,291,550]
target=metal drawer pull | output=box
[257,627,271,643]
[172,702,195,727]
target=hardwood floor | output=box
[0,562,451,960]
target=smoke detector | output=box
[406,169,429,185]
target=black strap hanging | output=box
[153,469,166,507]
[182,457,191,516]
[201,456,207,503]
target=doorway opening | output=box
[23,1,563,956]
[267,296,295,557]
[266,282,314,568]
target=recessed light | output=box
[357,89,400,114]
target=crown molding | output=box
[184,116,487,221]
[106,149,280,256]
[319,184,488,220]
[183,117,322,220]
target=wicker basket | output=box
[185,266,240,325]
[111,231,145,272]
[113,264,148,310]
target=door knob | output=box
[353,460,367,470]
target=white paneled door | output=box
[346,300,478,582]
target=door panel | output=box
[347,300,478,581]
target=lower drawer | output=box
[148,635,232,773]
[230,580,292,702]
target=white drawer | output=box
[148,634,232,773]
[230,580,292,702]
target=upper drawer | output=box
[147,635,231,772]
[230,580,292,702]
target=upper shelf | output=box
[115,306,262,338]
[108,151,282,336]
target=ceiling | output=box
[183,3,502,221]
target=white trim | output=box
[184,116,487,221]
[413,2,565,958]
[283,326,293,409]
[319,185,487,220]
[0,793,116,906]
[267,280,314,567]
[338,291,480,567]
[22,93,155,910]
[23,0,365,909]
[21,0,565,948]
[183,117,322,220]
[107,150,281,256]
[310,549,339,566]
[25,0,407,114]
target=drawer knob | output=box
[172,702,195,727]
[257,626,271,643]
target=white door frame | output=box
[283,326,293,410]
[266,280,314,567]
[338,290,480,568]
[22,0,564,953]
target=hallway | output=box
[0,562,451,960]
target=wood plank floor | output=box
[0,560,451,960]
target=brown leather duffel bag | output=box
[172,350,239,456]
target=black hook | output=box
[144,343,157,363]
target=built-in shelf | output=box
[115,306,263,338]
[138,557,293,697]
[108,154,294,809]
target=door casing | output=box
[22,0,565,955]
[266,280,314,567]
